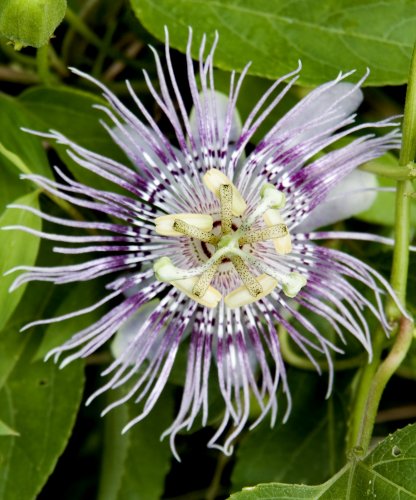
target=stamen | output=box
[173,219,218,243]
[203,168,247,216]
[153,259,221,308]
[230,256,263,297]
[242,183,286,229]
[219,184,232,234]
[263,209,292,254]
[154,246,234,282]
[261,183,286,208]
[154,175,302,308]
[192,259,221,297]
[225,274,278,308]
[281,272,307,298]
[155,213,213,236]
[171,276,222,308]
[230,250,307,299]
[239,224,288,245]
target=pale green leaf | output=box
[0,191,42,331]
[131,0,416,86]
[0,93,50,212]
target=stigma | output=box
[153,169,307,308]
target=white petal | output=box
[278,81,363,145]
[189,90,242,144]
[112,123,182,169]
[295,170,378,233]
[110,299,159,359]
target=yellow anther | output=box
[170,276,222,308]
[263,209,292,254]
[224,274,278,309]
[203,168,247,216]
[173,219,218,243]
[192,259,221,298]
[219,184,233,234]
[230,255,263,297]
[239,224,288,245]
[155,213,213,236]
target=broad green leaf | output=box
[0,161,31,218]
[230,423,416,499]
[0,191,42,331]
[0,93,50,211]
[98,387,174,500]
[0,339,84,500]
[19,86,130,193]
[0,93,50,178]
[232,371,349,490]
[131,0,416,86]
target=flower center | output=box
[153,169,307,308]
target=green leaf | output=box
[98,387,174,500]
[131,0,416,86]
[232,371,349,490]
[0,277,106,499]
[0,93,51,211]
[0,191,42,332]
[230,423,416,499]
[0,301,85,500]
[19,86,130,193]
[0,342,84,500]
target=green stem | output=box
[346,330,385,450]
[64,7,142,72]
[92,21,117,78]
[359,161,415,180]
[36,45,52,85]
[0,40,37,66]
[353,318,414,452]
[65,6,103,50]
[48,45,70,77]
[347,43,416,454]
[0,65,39,84]
[388,180,412,306]
[62,0,100,62]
